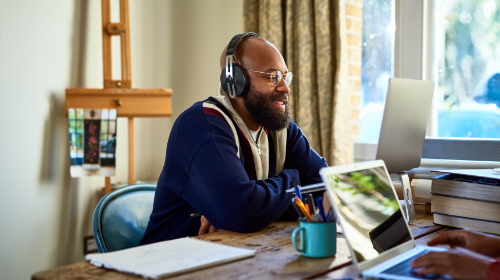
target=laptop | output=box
[320,160,448,280]
[375,78,435,175]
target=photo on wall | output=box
[68,108,117,177]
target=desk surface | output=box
[32,204,442,280]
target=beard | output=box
[243,86,292,131]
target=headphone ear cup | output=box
[220,64,250,97]
[232,64,250,96]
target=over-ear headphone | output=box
[220,32,260,98]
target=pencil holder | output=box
[291,219,337,258]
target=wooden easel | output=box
[66,0,172,194]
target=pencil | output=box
[296,198,313,221]
[305,204,311,215]
[190,213,202,217]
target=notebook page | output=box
[86,237,256,279]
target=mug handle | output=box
[291,227,306,253]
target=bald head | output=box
[219,36,285,72]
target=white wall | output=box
[0,0,243,279]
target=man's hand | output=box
[411,247,492,279]
[426,230,500,257]
[198,215,218,236]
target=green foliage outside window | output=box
[334,171,399,218]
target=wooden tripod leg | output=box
[101,0,132,88]
[104,177,112,194]
[128,116,135,185]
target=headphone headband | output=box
[226,32,260,57]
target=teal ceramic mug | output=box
[291,219,337,258]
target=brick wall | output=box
[346,0,363,141]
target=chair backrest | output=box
[92,184,156,253]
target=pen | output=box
[315,197,327,222]
[291,197,305,218]
[315,208,320,221]
[294,184,302,201]
[307,193,316,213]
[329,210,336,222]
[307,194,318,221]
[190,213,202,217]
[303,195,310,214]
[303,195,314,219]
[296,197,313,221]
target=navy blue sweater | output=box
[140,97,327,244]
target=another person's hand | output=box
[411,247,493,279]
[426,230,500,257]
[198,215,218,236]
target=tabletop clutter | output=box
[291,184,334,223]
[290,185,338,258]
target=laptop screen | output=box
[323,165,412,263]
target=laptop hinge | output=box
[398,172,415,222]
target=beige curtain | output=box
[243,0,353,166]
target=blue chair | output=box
[92,184,156,253]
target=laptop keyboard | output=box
[381,250,440,279]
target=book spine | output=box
[431,194,500,222]
[433,213,500,235]
[432,178,500,203]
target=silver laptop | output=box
[320,160,448,280]
[375,78,435,175]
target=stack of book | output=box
[431,172,500,234]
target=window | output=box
[355,0,500,163]
[358,0,394,143]
[435,0,500,138]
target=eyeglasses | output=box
[245,69,293,87]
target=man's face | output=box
[233,38,292,131]
[243,85,291,131]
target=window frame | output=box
[355,0,500,164]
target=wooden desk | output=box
[32,204,443,280]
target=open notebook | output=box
[86,237,256,279]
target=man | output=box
[140,33,327,244]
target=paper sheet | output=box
[414,179,432,200]
[432,169,500,180]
